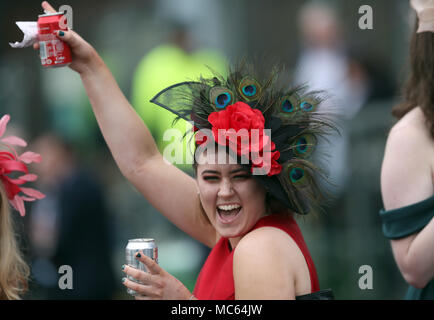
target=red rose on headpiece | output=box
[208,102,266,156]
[201,102,282,176]
[208,102,265,133]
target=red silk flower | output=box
[0,114,45,216]
[196,102,282,176]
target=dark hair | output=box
[192,145,292,224]
[392,18,434,137]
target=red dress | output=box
[193,214,320,300]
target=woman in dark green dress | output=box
[380,0,434,300]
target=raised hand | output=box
[33,1,100,74]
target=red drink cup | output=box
[37,12,72,68]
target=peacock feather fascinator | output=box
[150,62,337,215]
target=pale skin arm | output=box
[36,2,217,248]
[233,228,302,299]
[381,121,434,289]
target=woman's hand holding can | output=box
[122,252,193,300]
[33,1,101,75]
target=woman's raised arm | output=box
[35,2,217,248]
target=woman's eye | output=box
[203,176,218,181]
[234,175,250,179]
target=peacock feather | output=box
[150,61,338,215]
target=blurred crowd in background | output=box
[0,0,414,299]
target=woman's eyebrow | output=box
[230,168,249,174]
[201,168,248,175]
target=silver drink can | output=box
[125,238,158,296]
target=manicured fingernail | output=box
[59,31,65,37]
[121,264,126,271]
[136,253,141,258]
[122,277,126,283]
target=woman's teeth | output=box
[217,204,241,211]
[217,205,242,223]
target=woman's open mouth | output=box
[217,204,242,224]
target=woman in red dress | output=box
[37,1,335,300]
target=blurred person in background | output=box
[131,23,227,172]
[34,1,337,300]
[294,1,370,196]
[380,0,434,300]
[293,1,371,293]
[0,114,44,299]
[28,133,116,299]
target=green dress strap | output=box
[379,195,434,300]
[379,195,434,239]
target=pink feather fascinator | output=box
[0,114,45,216]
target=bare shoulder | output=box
[235,226,296,255]
[233,226,310,299]
[384,108,430,169]
[381,107,434,210]
[234,226,309,277]
[389,107,430,140]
